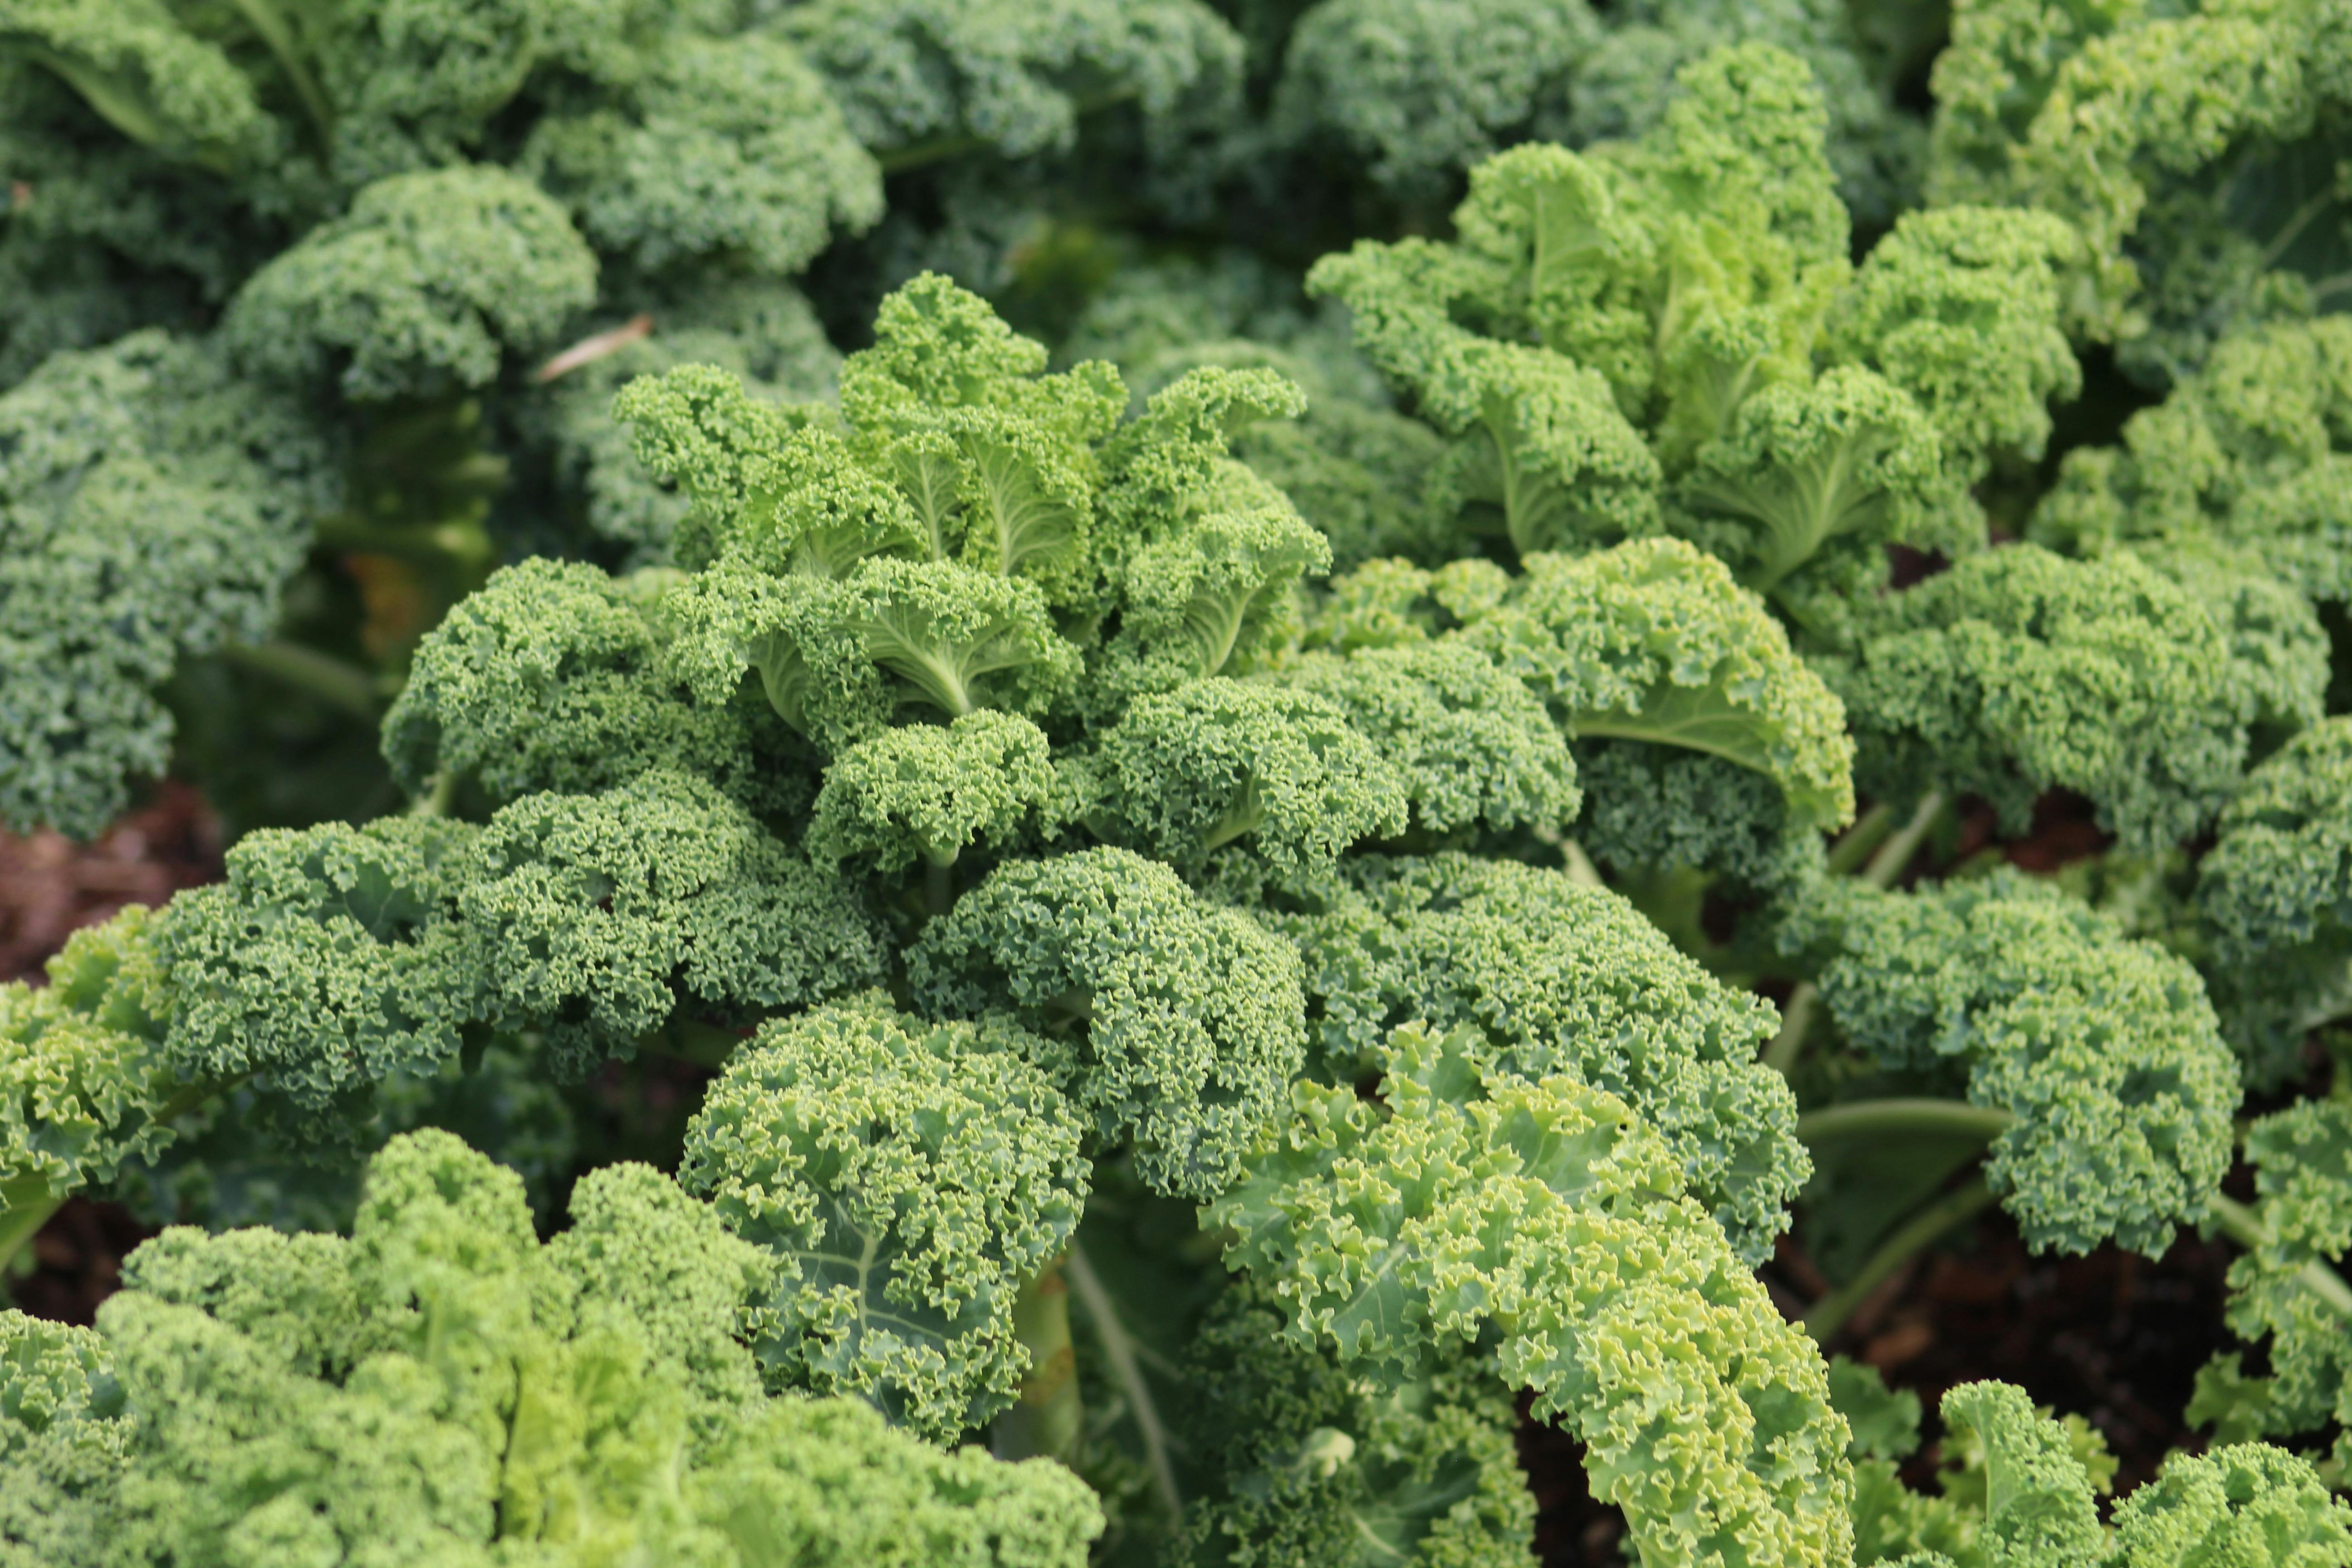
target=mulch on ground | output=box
[0,780,222,984]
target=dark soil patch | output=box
[0,779,222,983]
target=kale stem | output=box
[313,513,496,574]
[1065,1244,1181,1516]
[923,856,957,920]
[226,0,334,153]
[1795,1098,2013,1144]
[1762,981,1818,1075]
[1803,1176,1995,1342]
[1825,802,1894,878]
[995,1256,1083,1464]
[1859,791,1943,889]
[2208,1196,2352,1319]
[408,770,456,818]
[2310,271,2352,305]
[219,640,382,719]
[0,1178,63,1279]
[2260,188,2337,270]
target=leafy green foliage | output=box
[0,898,579,1244]
[0,60,261,383]
[382,557,806,815]
[809,709,1060,876]
[1678,365,1953,598]
[0,1311,123,1568]
[1928,0,2352,382]
[1828,206,2084,490]
[1798,872,2239,1256]
[1573,741,1819,891]
[16,37,2352,1551]
[2033,318,2352,605]
[780,0,1244,166]
[1827,1372,2349,1568]
[225,165,599,402]
[2108,1444,2352,1568]
[1100,495,1331,701]
[1304,47,2079,622]
[1936,1381,2106,1568]
[1269,0,1599,208]
[1264,0,1921,226]
[0,0,273,174]
[0,0,948,844]
[667,555,1085,751]
[106,1033,578,1238]
[0,907,177,1211]
[521,279,845,564]
[1258,852,1804,1263]
[1168,1286,1535,1567]
[458,770,886,1070]
[522,29,882,279]
[1281,639,1578,838]
[1824,1357,1920,1465]
[1091,679,1407,874]
[681,997,1089,1442]
[1460,539,1857,832]
[2196,717,2352,1083]
[1306,223,1663,558]
[1211,1021,1854,1568]
[911,847,1308,1200]
[1822,544,2323,850]
[0,330,338,837]
[2193,1099,2352,1473]
[1058,256,1450,573]
[161,815,478,1112]
[0,1130,1104,1565]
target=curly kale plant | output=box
[0,266,1852,1568]
[8,28,2352,1568]
[0,0,1251,839]
[1930,0,2352,382]
[1,1129,1101,1567]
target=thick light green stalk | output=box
[221,640,382,719]
[408,769,456,818]
[1823,801,1894,878]
[226,0,333,150]
[2209,1196,2352,1319]
[1804,1176,1994,1342]
[1795,1098,2014,1145]
[1762,981,1818,1075]
[995,1257,1082,1463]
[0,1175,63,1279]
[1859,791,1945,890]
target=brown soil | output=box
[8,1196,159,1325]
[0,780,223,984]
